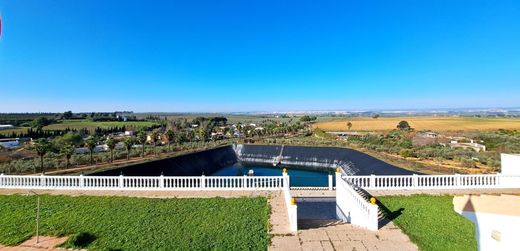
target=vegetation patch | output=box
[378,195,477,251]
[0,195,270,250]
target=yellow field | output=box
[313,116,520,132]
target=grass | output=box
[0,195,270,250]
[314,116,520,132]
[378,195,477,251]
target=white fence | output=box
[335,172,378,231]
[345,174,520,190]
[0,174,285,191]
[282,173,298,232]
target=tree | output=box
[347,121,353,130]
[137,131,147,157]
[397,120,412,131]
[372,114,380,119]
[300,115,317,122]
[150,131,160,156]
[31,117,51,130]
[60,144,75,168]
[105,137,118,163]
[33,138,51,174]
[63,111,73,119]
[55,132,83,147]
[197,126,208,142]
[164,129,175,152]
[123,136,136,160]
[85,137,97,165]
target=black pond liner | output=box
[90,144,417,177]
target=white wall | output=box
[501,153,520,175]
[460,211,520,251]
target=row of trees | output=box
[31,128,191,174]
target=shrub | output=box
[399,149,414,158]
[460,158,476,168]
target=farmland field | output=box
[0,195,270,250]
[313,116,520,132]
[43,120,159,131]
[0,120,160,135]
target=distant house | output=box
[0,125,15,130]
[449,140,487,152]
[423,131,440,138]
[74,145,108,154]
[0,138,20,149]
[412,132,445,146]
[0,137,31,149]
[124,131,134,136]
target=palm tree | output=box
[164,129,175,152]
[105,137,118,163]
[151,131,160,156]
[137,131,147,157]
[33,138,51,174]
[60,144,75,169]
[123,136,136,160]
[85,137,97,165]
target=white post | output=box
[370,174,375,189]
[455,174,461,188]
[160,174,165,188]
[200,175,205,189]
[41,174,46,188]
[328,174,333,190]
[368,204,379,231]
[0,173,3,187]
[282,170,289,189]
[119,174,124,189]
[79,174,84,188]
[243,175,247,189]
[412,174,418,188]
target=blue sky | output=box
[1,0,519,112]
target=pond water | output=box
[211,163,334,187]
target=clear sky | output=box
[1,0,519,112]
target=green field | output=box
[378,195,477,251]
[0,195,270,250]
[0,120,160,135]
[44,120,159,131]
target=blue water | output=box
[211,163,334,187]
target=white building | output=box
[453,154,520,251]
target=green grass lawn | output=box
[0,195,270,250]
[378,195,477,251]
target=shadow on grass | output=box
[62,232,97,249]
[377,201,404,228]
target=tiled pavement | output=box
[270,220,417,251]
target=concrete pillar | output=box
[41,174,46,188]
[412,174,418,188]
[328,174,333,190]
[79,174,84,188]
[119,174,124,189]
[160,174,165,188]
[200,175,205,189]
[370,174,375,189]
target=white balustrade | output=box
[282,173,298,232]
[345,174,520,190]
[0,175,285,191]
[336,172,379,231]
